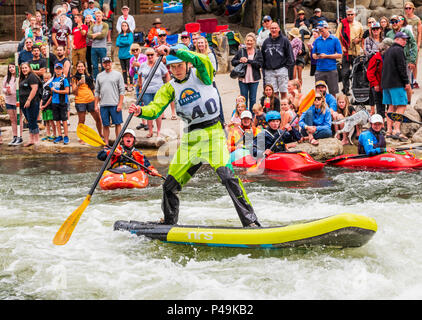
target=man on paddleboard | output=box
[129,44,261,228]
[358,114,396,156]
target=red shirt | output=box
[72,24,88,49]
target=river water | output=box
[1,151,422,300]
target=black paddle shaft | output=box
[88,55,164,195]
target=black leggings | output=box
[120,58,133,85]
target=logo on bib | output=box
[178,88,201,106]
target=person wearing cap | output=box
[315,80,337,112]
[116,5,136,34]
[129,43,261,228]
[88,10,109,80]
[251,110,301,158]
[227,110,260,153]
[309,8,329,30]
[404,1,422,88]
[358,114,395,156]
[311,20,342,95]
[154,29,169,49]
[381,31,412,141]
[97,128,160,176]
[83,0,99,20]
[386,15,417,91]
[49,62,70,145]
[95,56,125,146]
[366,38,393,119]
[180,31,193,50]
[364,21,383,58]
[335,8,363,96]
[295,10,311,42]
[147,18,168,47]
[257,15,272,49]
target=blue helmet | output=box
[266,110,281,123]
[166,43,189,66]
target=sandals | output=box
[171,115,177,120]
[146,133,153,138]
[310,138,319,146]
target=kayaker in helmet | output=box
[97,128,159,175]
[358,114,396,156]
[251,110,301,158]
[128,43,261,228]
[227,110,261,153]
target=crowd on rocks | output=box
[1,0,421,158]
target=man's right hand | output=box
[155,45,170,56]
[129,103,141,116]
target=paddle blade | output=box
[246,158,264,174]
[77,123,105,147]
[298,89,315,115]
[53,195,91,245]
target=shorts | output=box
[52,103,68,121]
[100,105,123,127]
[382,87,408,106]
[6,103,16,110]
[75,101,95,113]
[264,67,289,93]
[315,70,339,95]
[42,109,54,121]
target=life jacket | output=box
[358,128,386,155]
[108,145,154,172]
[227,125,260,152]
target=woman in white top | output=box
[195,36,217,71]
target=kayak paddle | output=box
[387,112,422,125]
[53,55,164,246]
[76,123,166,180]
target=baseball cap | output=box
[298,10,305,15]
[314,8,322,12]
[371,22,381,29]
[394,32,409,39]
[181,31,189,37]
[102,56,112,63]
[315,80,327,87]
[370,114,383,124]
[121,5,129,9]
[54,63,63,69]
[317,20,329,29]
[240,110,253,119]
[262,15,272,22]
[123,129,136,139]
[158,29,167,36]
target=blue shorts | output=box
[100,105,123,127]
[6,103,16,110]
[75,101,95,113]
[382,87,408,106]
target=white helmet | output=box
[370,114,383,124]
[123,128,136,139]
[240,110,253,119]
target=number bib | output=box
[170,69,220,126]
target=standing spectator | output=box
[21,12,32,37]
[94,57,125,146]
[195,36,217,72]
[191,32,201,50]
[2,64,23,146]
[116,5,136,33]
[380,16,391,37]
[49,63,71,145]
[116,21,134,92]
[307,28,320,76]
[404,2,421,88]
[312,21,343,96]
[386,15,417,97]
[129,43,147,97]
[138,48,171,138]
[85,14,94,75]
[381,32,411,141]
[18,38,34,65]
[19,62,41,147]
[309,8,328,29]
[88,10,109,80]
[147,18,167,47]
[336,8,363,96]
[295,10,311,42]
[364,22,383,57]
[102,3,114,43]
[32,27,48,47]
[362,17,377,41]
[72,61,103,143]
[35,10,48,37]
[83,0,99,20]
[51,45,71,82]
[288,27,305,85]
[367,38,393,119]
[261,22,295,99]
[231,33,263,112]
[28,45,47,78]
[180,31,193,50]
[257,15,272,49]
[51,14,72,56]
[25,16,40,40]
[71,13,88,73]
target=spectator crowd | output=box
[1,0,420,150]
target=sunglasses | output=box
[181,36,189,39]
[391,20,399,24]
[315,97,323,100]
[146,54,154,56]
[347,14,355,16]
[158,34,166,37]
[132,49,139,52]
[405,7,413,10]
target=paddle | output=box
[298,89,315,115]
[325,145,422,164]
[77,123,166,180]
[387,112,422,125]
[53,55,164,246]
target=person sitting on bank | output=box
[299,92,332,146]
[358,114,395,156]
[97,128,159,175]
[251,110,301,158]
[227,110,261,153]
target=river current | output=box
[1,152,422,300]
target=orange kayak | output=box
[99,165,149,190]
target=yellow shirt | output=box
[336,20,363,57]
[74,82,94,104]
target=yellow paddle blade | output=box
[53,195,91,245]
[77,123,105,147]
[298,89,315,115]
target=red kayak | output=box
[100,165,149,190]
[326,152,422,170]
[232,152,325,172]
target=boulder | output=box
[401,104,422,138]
[413,97,422,118]
[213,33,230,74]
[384,0,405,8]
[289,137,344,160]
[0,41,19,59]
[412,127,422,143]
[369,0,385,9]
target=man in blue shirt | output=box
[311,21,342,95]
